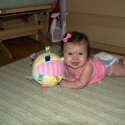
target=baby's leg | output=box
[109,53,124,61]
[123,56,125,65]
[107,57,125,76]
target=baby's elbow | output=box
[76,81,88,89]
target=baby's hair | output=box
[60,31,90,58]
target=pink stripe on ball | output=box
[34,60,65,76]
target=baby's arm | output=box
[60,63,93,89]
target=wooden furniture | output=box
[0,4,56,58]
[66,0,125,54]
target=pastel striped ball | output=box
[32,52,65,86]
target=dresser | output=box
[66,0,125,54]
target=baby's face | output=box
[63,41,87,69]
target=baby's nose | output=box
[73,55,78,60]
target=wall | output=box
[66,0,125,54]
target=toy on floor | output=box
[29,46,65,91]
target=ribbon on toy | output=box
[26,76,35,82]
[30,53,37,66]
[30,61,33,66]
[45,46,51,61]
[30,53,37,59]
[45,55,50,61]
[38,75,44,81]
[45,46,50,53]
[55,76,60,82]
[41,84,46,91]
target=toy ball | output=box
[32,51,65,90]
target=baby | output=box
[59,31,125,89]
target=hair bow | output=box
[63,33,72,42]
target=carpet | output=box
[0,45,125,125]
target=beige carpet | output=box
[0,45,125,125]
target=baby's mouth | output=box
[72,62,79,66]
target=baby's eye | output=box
[68,53,72,56]
[78,53,83,55]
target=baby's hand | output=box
[65,76,72,81]
[60,80,67,88]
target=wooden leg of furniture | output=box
[35,13,49,41]
[0,40,12,58]
[42,12,49,38]
[35,12,53,46]
[34,14,39,41]
[35,12,49,38]
[0,18,4,30]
